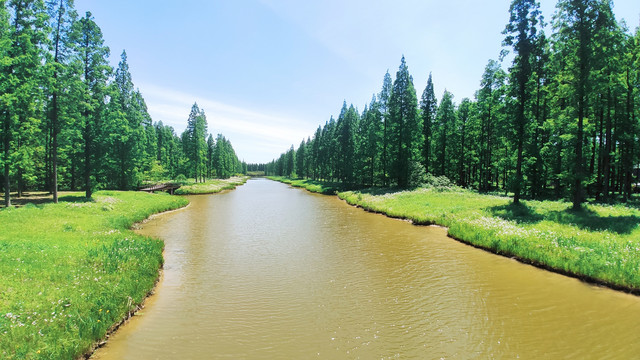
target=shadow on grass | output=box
[547,207,640,234]
[354,187,405,196]
[489,203,544,224]
[59,194,93,203]
[490,202,640,234]
[0,192,92,209]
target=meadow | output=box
[272,177,640,293]
[0,191,188,359]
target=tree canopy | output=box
[267,0,639,207]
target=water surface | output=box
[92,178,640,359]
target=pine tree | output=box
[435,90,455,178]
[45,0,76,203]
[503,0,542,204]
[553,0,614,207]
[420,73,437,174]
[2,0,48,205]
[456,98,474,187]
[73,11,110,198]
[379,71,393,186]
[183,103,208,182]
[476,59,507,191]
[0,0,12,206]
[296,138,305,179]
[388,56,421,188]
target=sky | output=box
[74,0,640,164]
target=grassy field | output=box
[0,191,188,359]
[272,177,640,293]
[173,176,249,195]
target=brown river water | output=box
[92,178,640,359]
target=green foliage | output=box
[265,1,639,207]
[388,56,422,188]
[0,191,188,359]
[181,103,208,182]
[0,2,243,206]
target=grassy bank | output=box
[0,191,188,359]
[173,176,249,195]
[272,177,640,293]
[266,176,345,195]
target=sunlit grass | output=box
[267,176,345,195]
[0,191,188,359]
[173,176,249,195]
[272,177,640,292]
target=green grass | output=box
[272,177,640,293]
[267,176,346,195]
[0,191,188,359]
[173,176,249,195]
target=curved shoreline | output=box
[272,177,640,297]
[83,179,248,359]
[81,201,191,360]
[343,198,640,297]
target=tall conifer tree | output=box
[503,0,542,204]
[73,11,110,198]
[420,73,437,174]
[388,56,421,188]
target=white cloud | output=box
[138,83,312,163]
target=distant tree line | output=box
[267,0,640,208]
[0,1,243,206]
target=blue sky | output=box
[74,0,640,164]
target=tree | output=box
[435,90,455,178]
[0,0,12,206]
[336,102,357,184]
[456,98,474,187]
[73,11,110,198]
[503,0,542,204]
[206,133,214,178]
[379,70,393,186]
[285,145,294,177]
[296,138,305,178]
[476,59,507,191]
[388,56,421,188]
[45,0,76,203]
[553,0,618,207]
[357,96,383,186]
[420,73,437,174]
[106,50,148,189]
[182,103,208,182]
[2,0,48,206]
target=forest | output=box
[0,0,244,207]
[266,0,640,209]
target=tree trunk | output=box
[3,126,9,207]
[602,90,612,201]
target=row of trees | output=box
[267,0,639,208]
[0,1,242,207]
[155,103,244,183]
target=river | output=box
[92,178,640,359]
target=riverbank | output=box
[269,177,640,294]
[173,176,249,195]
[0,191,188,359]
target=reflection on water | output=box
[92,178,640,359]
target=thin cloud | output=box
[138,83,312,163]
